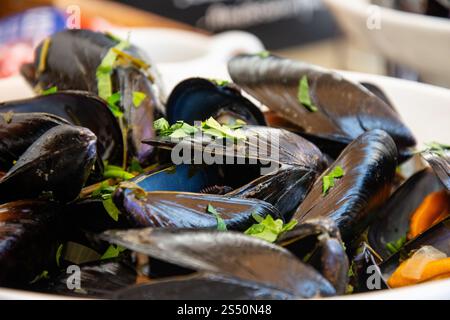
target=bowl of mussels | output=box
[0,29,449,300]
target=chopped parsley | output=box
[210,79,230,86]
[56,243,64,267]
[132,91,146,108]
[103,164,136,180]
[103,196,121,222]
[30,270,49,284]
[386,235,407,255]
[42,86,58,95]
[96,39,130,101]
[106,92,124,118]
[101,244,126,260]
[244,213,297,243]
[421,142,450,157]
[322,166,345,195]
[298,75,318,112]
[257,50,270,58]
[207,204,227,231]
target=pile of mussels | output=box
[0,29,449,299]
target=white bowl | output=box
[323,0,450,87]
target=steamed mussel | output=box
[0,33,448,300]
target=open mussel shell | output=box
[144,125,326,219]
[0,92,123,166]
[380,217,450,281]
[41,260,137,298]
[166,77,266,125]
[0,112,69,170]
[0,125,97,203]
[115,191,282,231]
[422,150,450,190]
[22,29,165,164]
[293,129,398,242]
[111,272,296,300]
[0,200,60,286]
[101,228,336,298]
[277,219,349,294]
[228,54,415,160]
[368,168,446,259]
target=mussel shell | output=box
[0,125,97,203]
[0,112,69,170]
[228,54,415,159]
[40,260,137,297]
[368,168,445,259]
[228,165,320,221]
[115,191,282,231]
[145,125,326,169]
[380,217,450,280]
[0,200,59,286]
[166,78,266,125]
[277,219,349,294]
[422,151,450,190]
[24,29,165,164]
[101,228,336,298]
[293,129,398,242]
[0,92,123,166]
[111,272,295,300]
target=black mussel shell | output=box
[166,77,266,125]
[293,130,398,242]
[368,168,446,259]
[277,219,349,294]
[0,112,68,170]
[22,29,165,165]
[380,217,450,280]
[228,54,415,160]
[359,82,395,111]
[111,272,296,300]
[101,228,336,298]
[422,150,450,190]
[0,200,60,286]
[0,92,123,166]
[114,191,282,231]
[0,125,97,203]
[350,242,387,293]
[41,260,137,298]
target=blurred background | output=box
[0,0,449,88]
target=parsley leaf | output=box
[101,244,126,260]
[132,91,146,108]
[386,235,407,255]
[210,79,230,86]
[257,50,270,58]
[207,204,227,231]
[42,86,58,95]
[244,214,297,243]
[56,244,64,267]
[102,196,121,222]
[30,270,49,284]
[421,142,450,157]
[322,165,345,195]
[298,75,318,112]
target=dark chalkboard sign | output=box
[115,0,340,49]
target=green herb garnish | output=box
[386,235,407,255]
[106,92,124,118]
[257,50,270,58]
[207,204,227,231]
[420,142,450,157]
[101,244,126,260]
[132,91,146,108]
[96,39,130,101]
[103,164,136,180]
[202,117,247,141]
[154,118,170,132]
[30,270,49,284]
[127,158,144,174]
[244,213,297,243]
[298,75,318,112]
[42,86,58,95]
[56,244,64,267]
[322,165,344,195]
[102,196,121,222]
[210,79,230,86]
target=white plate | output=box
[0,40,449,299]
[323,0,450,87]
